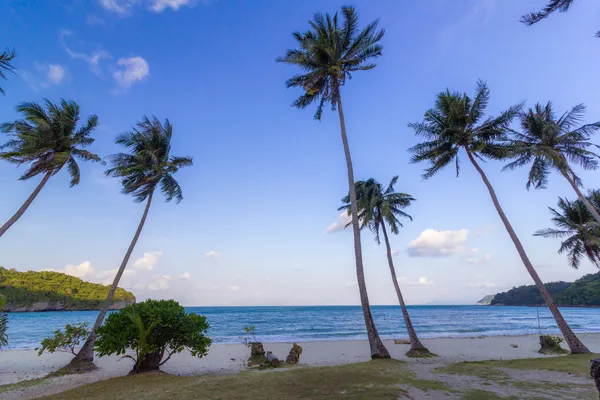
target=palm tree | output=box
[408,80,589,354]
[276,6,389,358]
[0,48,17,95]
[0,100,100,238]
[504,102,600,225]
[71,116,192,365]
[340,177,432,357]
[521,0,599,37]
[535,191,600,269]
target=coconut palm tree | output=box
[276,6,389,358]
[340,176,432,357]
[535,191,600,269]
[0,99,100,238]
[504,102,600,224]
[0,48,17,95]
[521,0,599,37]
[408,80,589,354]
[71,116,192,365]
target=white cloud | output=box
[345,281,357,288]
[326,212,352,233]
[43,261,95,279]
[204,250,221,259]
[409,276,433,286]
[86,14,106,26]
[391,250,400,256]
[470,281,500,289]
[464,248,491,265]
[23,63,68,91]
[406,229,468,257]
[113,56,149,88]
[148,275,171,291]
[229,285,240,291]
[60,30,111,76]
[99,0,202,14]
[45,64,66,85]
[94,268,137,285]
[177,272,191,280]
[133,251,163,271]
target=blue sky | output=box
[1,0,600,306]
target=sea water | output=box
[5,305,600,349]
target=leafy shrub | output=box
[37,322,90,356]
[95,299,211,373]
[242,325,257,347]
[0,294,7,349]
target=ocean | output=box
[5,305,600,350]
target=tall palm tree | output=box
[408,80,589,354]
[340,177,432,357]
[504,102,600,224]
[521,0,599,37]
[277,6,389,358]
[535,191,600,269]
[71,116,192,364]
[0,48,17,95]
[0,100,100,238]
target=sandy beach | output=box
[2,333,599,399]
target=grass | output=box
[0,377,48,394]
[40,359,451,400]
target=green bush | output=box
[95,299,211,373]
[0,294,7,349]
[37,322,90,356]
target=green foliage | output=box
[0,294,6,349]
[521,0,600,38]
[242,325,257,348]
[408,80,521,179]
[0,48,17,95]
[339,176,414,244]
[0,99,101,186]
[276,6,385,120]
[504,102,600,189]
[105,116,192,203]
[490,273,600,306]
[37,322,90,356]
[535,190,600,269]
[0,267,135,309]
[95,299,211,371]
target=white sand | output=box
[1,333,600,399]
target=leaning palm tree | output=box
[535,191,600,269]
[0,100,100,238]
[71,116,192,365]
[340,177,432,357]
[408,80,589,354]
[277,6,389,358]
[521,0,599,37]
[504,102,600,224]
[0,48,17,95]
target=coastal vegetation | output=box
[0,48,16,95]
[37,323,90,356]
[277,5,389,359]
[72,117,193,365]
[0,267,134,310]
[340,177,432,357]
[522,0,600,38]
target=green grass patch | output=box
[436,362,511,381]
[40,359,451,400]
[0,377,48,394]
[461,389,517,399]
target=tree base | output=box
[370,353,391,360]
[538,335,569,355]
[406,348,436,358]
[50,359,97,377]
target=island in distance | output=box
[476,273,600,307]
[0,267,135,312]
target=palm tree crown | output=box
[408,80,521,177]
[340,176,414,243]
[0,48,17,95]
[105,116,192,203]
[535,191,600,269]
[521,0,599,37]
[504,102,600,189]
[276,6,384,120]
[0,99,101,186]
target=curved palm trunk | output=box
[336,91,390,359]
[465,149,589,354]
[562,170,600,225]
[0,171,52,238]
[72,192,154,363]
[380,221,429,353]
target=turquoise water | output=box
[5,305,600,349]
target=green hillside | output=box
[0,267,135,311]
[489,274,600,307]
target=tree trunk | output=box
[336,91,390,359]
[0,171,52,238]
[562,169,600,225]
[380,221,429,353]
[133,351,162,374]
[465,148,589,354]
[72,192,154,363]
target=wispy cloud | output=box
[23,63,68,91]
[113,56,150,89]
[326,212,351,233]
[98,0,209,15]
[407,229,468,257]
[204,250,221,259]
[133,251,163,271]
[60,30,111,76]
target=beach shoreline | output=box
[2,333,600,399]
